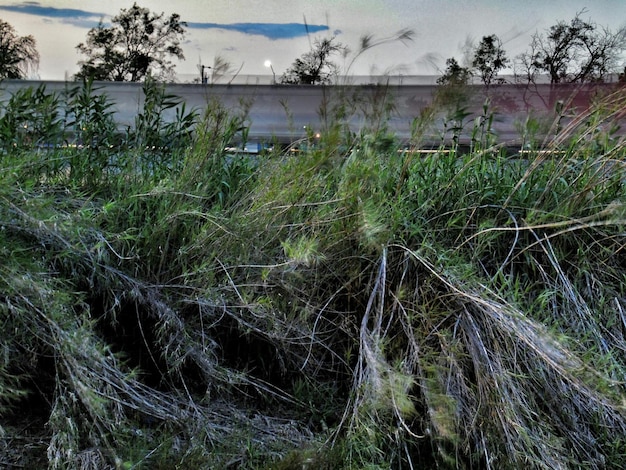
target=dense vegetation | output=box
[1,79,626,469]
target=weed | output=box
[1,82,626,469]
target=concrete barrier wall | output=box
[0,80,619,147]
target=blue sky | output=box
[0,3,330,38]
[0,1,625,81]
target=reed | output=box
[1,81,625,468]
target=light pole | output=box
[200,64,211,84]
[264,60,276,84]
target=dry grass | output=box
[1,84,626,468]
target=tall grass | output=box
[1,80,625,468]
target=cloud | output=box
[0,2,106,28]
[187,22,329,40]
[0,3,330,40]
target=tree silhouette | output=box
[437,58,472,86]
[75,3,186,82]
[280,37,346,85]
[0,19,39,79]
[472,34,508,86]
[517,11,626,83]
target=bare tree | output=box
[0,19,39,79]
[75,2,186,82]
[516,11,626,83]
[280,29,414,85]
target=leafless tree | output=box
[516,11,626,83]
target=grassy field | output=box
[1,79,626,469]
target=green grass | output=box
[1,81,626,468]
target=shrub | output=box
[1,83,625,468]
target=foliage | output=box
[0,84,62,149]
[436,57,472,86]
[434,58,474,120]
[0,19,39,79]
[516,10,626,83]
[438,33,508,88]
[280,37,347,85]
[126,75,197,157]
[472,34,509,86]
[1,79,626,469]
[0,80,202,159]
[65,78,118,149]
[280,29,414,85]
[75,2,187,82]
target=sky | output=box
[0,0,625,82]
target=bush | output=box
[1,83,625,468]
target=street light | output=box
[264,60,276,84]
[200,64,211,84]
